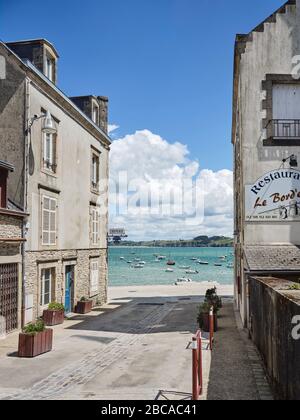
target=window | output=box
[42,196,57,246]
[91,153,100,191]
[45,56,55,82]
[43,132,57,173]
[91,207,100,245]
[40,268,55,306]
[92,104,99,125]
[90,260,99,296]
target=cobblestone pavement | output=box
[1,302,176,400]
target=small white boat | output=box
[214,263,222,267]
[186,270,199,274]
[179,266,191,270]
[191,257,198,261]
[198,261,209,265]
[120,257,125,260]
[157,255,167,260]
[133,264,144,269]
[166,268,174,273]
[127,261,132,264]
[177,277,192,283]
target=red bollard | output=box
[192,336,198,400]
[192,330,203,400]
[209,307,214,351]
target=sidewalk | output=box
[201,303,273,401]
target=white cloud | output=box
[109,129,233,241]
[108,124,119,135]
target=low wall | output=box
[249,276,300,400]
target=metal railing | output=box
[272,119,300,139]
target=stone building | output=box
[0,39,110,329]
[0,160,26,335]
[232,0,300,326]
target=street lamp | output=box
[282,154,298,168]
[27,110,57,135]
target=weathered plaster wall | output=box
[238,2,300,245]
[26,83,109,252]
[0,44,26,207]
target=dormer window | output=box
[45,56,54,82]
[92,103,99,125]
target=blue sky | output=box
[0,0,285,171]
[0,0,286,239]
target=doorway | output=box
[65,265,75,314]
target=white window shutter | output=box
[90,261,99,296]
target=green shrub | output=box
[23,319,45,335]
[80,296,90,302]
[205,287,222,313]
[48,302,65,311]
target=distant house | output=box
[0,39,110,333]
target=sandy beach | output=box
[108,282,234,301]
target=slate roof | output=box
[244,245,300,272]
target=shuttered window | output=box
[90,260,99,296]
[91,207,100,245]
[42,196,57,246]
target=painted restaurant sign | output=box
[245,169,300,221]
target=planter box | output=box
[75,300,93,314]
[18,329,53,358]
[198,313,218,333]
[43,309,65,326]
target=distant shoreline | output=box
[108,236,234,248]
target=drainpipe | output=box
[21,78,30,328]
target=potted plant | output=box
[197,302,218,332]
[18,320,53,358]
[43,302,65,326]
[205,287,223,313]
[197,288,222,332]
[75,297,93,314]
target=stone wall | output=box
[25,248,108,319]
[249,276,300,400]
[0,213,22,239]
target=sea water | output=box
[109,247,234,286]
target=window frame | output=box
[262,74,300,146]
[91,150,100,192]
[40,267,54,306]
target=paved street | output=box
[0,285,271,400]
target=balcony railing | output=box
[43,159,57,173]
[272,119,300,139]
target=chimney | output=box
[97,96,109,134]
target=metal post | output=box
[198,331,203,396]
[209,307,214,351]
[192,336,199,400]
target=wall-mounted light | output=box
[26,110,57,135]
[282,154,298,168]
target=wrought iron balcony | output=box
[43,159,57,173]
[272,119,300,139]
